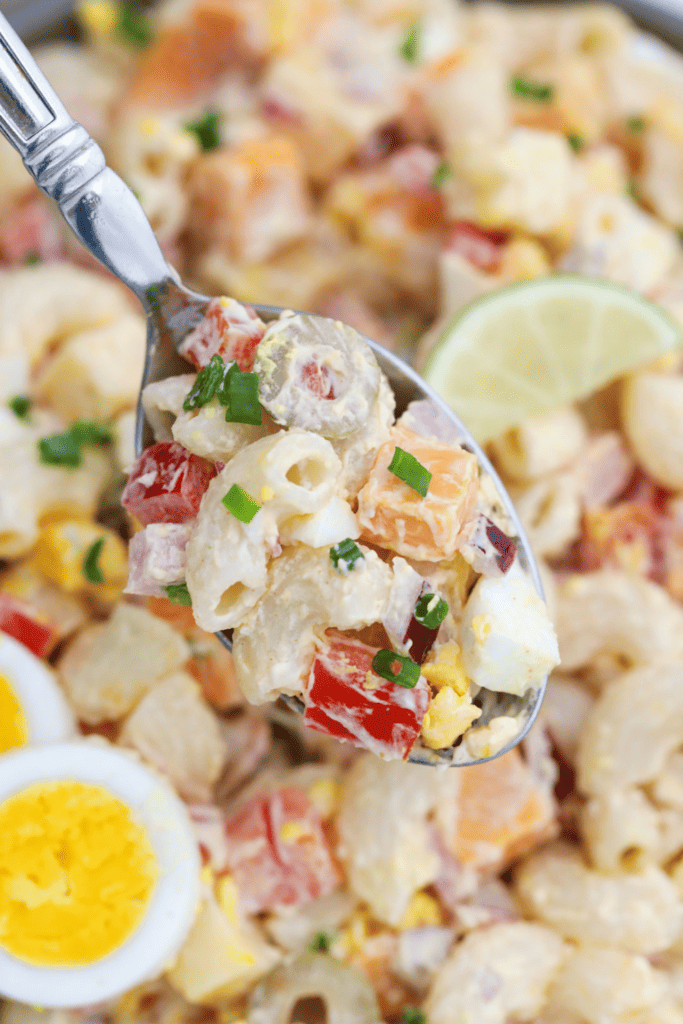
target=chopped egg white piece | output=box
[0,632,76,754]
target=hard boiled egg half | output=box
[0,741,201,1007]
[0,631,76,754]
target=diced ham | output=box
[189,803,231,871]
[388,145,441,197]
[445,222,508,274]
[576,432,636,509]
[0,199,63,267]
[215,713,272,799]
[121,442,216,526]
[578,497,666,580]
[125,523,191,597]
[304,636,430,761]
[178,296,266,371]
[0,592,59,658]
[223,787,340,914]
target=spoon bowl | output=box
[0,11,548,766]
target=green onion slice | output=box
[567,133,584,153]
[414,592,449,630]
[183,355,228,411]
[117,3,154,47]
[8,395,30,420]
[388,446,431,497]
[223,366,262,425]
[431,160,451,190]
[329,538,364,574]
[399,20,420,62]
[400,1009,428,1024]
[509,76,554,102]
[308,932,335,953]
[164,582,193,606]
[24,252,42,266]
[82,537,106,584]
[372,650,421,689]
[626,114,646,132]
[222,483,261,524]
[38,420,112,467]
[70,421,113,446]
[184,110,222,152]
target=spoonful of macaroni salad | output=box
[0,12,559,765]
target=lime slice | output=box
[422,275,682,443]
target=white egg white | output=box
[0,632,76,748]
[0,742,201,1008]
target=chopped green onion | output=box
[222,366,262,425]
[38,420,112,467]
[24,251,42,266]
[70,421,113,446]
[185,110,222,152]
[626,114,646,132]
[8,395,31,420]
[330,538,364,574]
[400,1010,427,1024]
[164,582,193,606]
[388,446,431,497]
[222,484,261,524]
[626,178,640,201]
[308,932,335,953]
[567,133,585,153]
[117,2,154,47]
[183,355,229,411]
[399,20,421,62]
[82,538,106,584]
[509,76,554,103]
[372,650,421,689]
[414,593,449,630]
[431,160,452,190]
[38,432,82,467]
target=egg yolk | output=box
[0,674,28,754]
[0,780,158,967]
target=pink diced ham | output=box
[445,221,508,274]
[388,145,441,197]
[0,199,63,266]
[223,787,340,913]
[121,442,216,526]
[178,296,266,371]
[124,522,191,596]
[304,636,430,760]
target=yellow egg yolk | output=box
[0,780,158,967]
[0,674,28,754]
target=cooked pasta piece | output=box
[58,602,190,723]
[171,401,277,463]
[424,922,566,1024]
[232,545,393,702]
[509,471,583,559]
[580,788,662,872]
[515,841,683,953]
[489,407,587,482]
[142,374,196,442]
[622,370,683,490]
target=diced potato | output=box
[58,603,190,723]
[167,897,280,1004]
[119,671,227,802]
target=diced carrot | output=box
[450,748,556,873]
[357,426,479,561]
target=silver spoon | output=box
[0,12,548,766]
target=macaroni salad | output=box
[2,0,683,1020]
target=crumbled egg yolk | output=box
[0,781,158,967]
[421,686,481,749]
[421,643,469,694]
[279,820,309,843]
[0,674,28,754]
[398,891,443,930]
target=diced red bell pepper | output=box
[121,442,216,526]
[179,296,266,371]
[0,592,58,658]
[223,787,340,914]
[446,221,508,274]
[304,636,430,760]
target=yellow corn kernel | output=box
[306,778,342,819]
[33,520,127,598]
[398,891,443,931]
[421,643,469,695]
[421,687,481,750]
[216,875,240,925]
[279,821,309,844]
[78,0,118,34]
